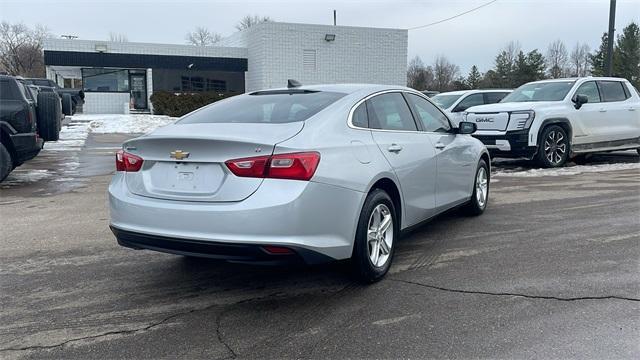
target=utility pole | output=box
[605,0,616,76]
[333,10,337,26]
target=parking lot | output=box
[1,121,639,359]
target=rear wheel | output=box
[536,125,569,168]
[36,92,61,141]
[352,189,397,283]
[0,143,13,182]
[463,159,489,216]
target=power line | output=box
[408,0,499,30]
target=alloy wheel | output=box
[544,130,566,165]
[367,204,393,268]
[475,167,488,208]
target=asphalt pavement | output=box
[0,134,638,359]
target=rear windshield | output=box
[0,80,22,100]
[179,91,346,124]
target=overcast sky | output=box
[2,0,639,75]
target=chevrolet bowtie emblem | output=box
[170,150,190,160]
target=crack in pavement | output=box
[0,292,282,356]
[388,278,640,302]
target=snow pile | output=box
[43,120,91,151]
[494,162,640,177]
[1,169,52,186]
[80,114,177,134]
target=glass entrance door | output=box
[129,73,147,110]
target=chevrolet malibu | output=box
[109,83,490,282]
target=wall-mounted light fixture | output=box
[95,44,108,53]
[324,34,336,42]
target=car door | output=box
[572,80,605,145]
[405,92,476,211]
[450,93,484,126]
[367,92,438,227]
[597,80,639,144]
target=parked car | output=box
[464,77,640,167]
[421,90,440,98]
[431,89,512,125]
[23,78,84,116]
[109,83,490,282]
[0,75,62,181]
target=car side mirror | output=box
[573,94,588,109]
[458,121,477,134]
[452,105,466,113]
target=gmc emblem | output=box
[476,117,494,123]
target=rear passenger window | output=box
[599,81,628,102]
[575,81,601,103]
[405,93,451,133]
[351,102,368,128]
[484,92,509,104]
[367,93,417,131]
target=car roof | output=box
[435,89,512,96]
[528,77,629,85]
[251,83,412,95]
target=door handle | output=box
[435,143,446,150]
[599,108,607,112]
[387,144,403,153]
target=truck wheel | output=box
[36,92,61,142]
[61,93,73,116]
[0,143,12,182]
[536,125,569,168]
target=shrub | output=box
[150,91,233,117]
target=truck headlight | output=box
[510,111,535,129]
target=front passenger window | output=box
[405,93,451,133]
[454,93,484,112]
[575,82,601,103]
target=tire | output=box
[61,93,72,116]
[637,148,640,156]
[463,159,489,216]
[351,189,397,283]
[36,92,61,142]
[536,125,569,168]
[0,143,13,182]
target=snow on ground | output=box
[494,162,640,177]
[77,114,176,134]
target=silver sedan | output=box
[109,83,490,282]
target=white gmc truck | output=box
[464,77,640,167]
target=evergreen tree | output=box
[590,33,609,77]
[494,50,513,88]
[512,50,546,86]
[613,22,640,87]
[466,65,482,89]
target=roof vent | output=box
[287,79,302,88]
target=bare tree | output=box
[569,42,591,77]
[504,41,522,68]
[0,22,50,77]
[432,55,459,92]
[235,15,272,31]
[108,32,128,42]
[407,55,434,90]
[546,39,568,78]
[185,27,222,46]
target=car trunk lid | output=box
[123,122,303,202]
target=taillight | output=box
[225,152,320,181]
[116,150,144,172]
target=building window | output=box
[303,49,316,71]
[181,76,226,92]
[82,68,129,92]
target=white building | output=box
[43,22,408,114]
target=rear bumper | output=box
[473,130,537,159]
[108,174,366,263]
[9,132,43,163]
[111,226,331,265]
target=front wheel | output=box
[536,125,569,168]
[463,159,489,216]
[0,143,13,182]
[351,189,397,283]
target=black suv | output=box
[0,75,62,181]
